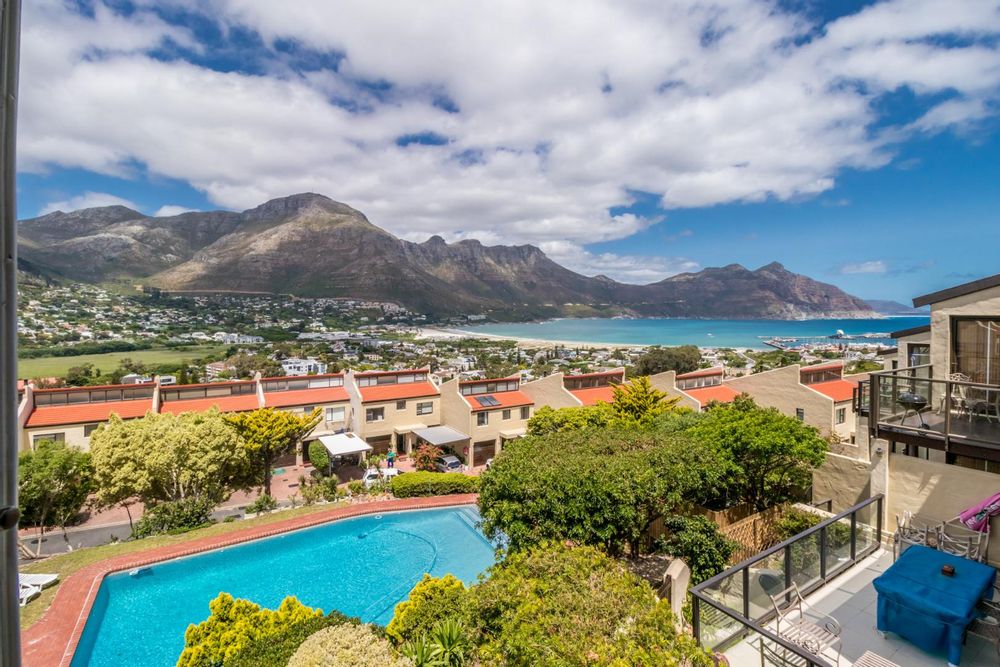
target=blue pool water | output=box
[460,316,930,349]
[71,506,495,667]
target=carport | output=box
[318,432,372,465]
[412,425,471,461]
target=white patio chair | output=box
[939,373,971,416]
[937,519,989,563]
[19,573,58,589]
[893,511,936,560]
[19,582,40,607]
[769,583,842,665]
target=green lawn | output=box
[18,345,227,379]
[19,502,346,630]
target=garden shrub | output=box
[775,507,852,574]
[131,497,215,539]
[226,612,354,667]
[286,623,412,667]
[412,444,443,472]
[466,542,713,666]
[655,515,737,584]
[390,472,478,498]
[347,480,365,496]
[387,574,469,644]
[307,440,330,473]
[177,593,323,667]
[246,494,278,515]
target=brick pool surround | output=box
[21,494,480,667]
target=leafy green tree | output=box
[478,429,721,556]
[687,395,828,511]
[226,407,322,496]
[467,542,712,666]
[388,574,469,644]
[64,363,97,386]
[178,593,324,667]
[89,410,243,524]
[610,375,682,427]
[412,444,444,472]
[655,515,737,584]
[525,403,613,436]
[18,440,93,557]
[634,345,702,376]
[307,440,330,474]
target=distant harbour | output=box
[446,316,931,350]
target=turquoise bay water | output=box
[71,507,495,667]
[462,317,930,349]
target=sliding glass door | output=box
[953,318,1000,384]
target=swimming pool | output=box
[71,506,495,667]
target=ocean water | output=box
[70,506,495,667]
[461,317,930,349]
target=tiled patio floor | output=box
[723,551,998,666]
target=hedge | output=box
[390,472,479,498]
[227,613,355,667]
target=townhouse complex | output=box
[15,347,881,471]
[813,272,1000,564]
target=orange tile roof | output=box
[570,386,617,406]
[360,382,439,403]
[565,370,625,380]
[685,385,740,407]
[264,387,350,408]
[159,395,260,415]
[26,400,153,427]
[677,367,724,379]
[464,390,534,412]
[808,379,857,402]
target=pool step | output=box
[455,508,480,532]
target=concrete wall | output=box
[439,378,473,437]
[649,370,701,411]
[812,453,872,513]
[25,423,91,450]
[887,452,1000,565]
[356,396,442,450]
[521,372,580,409]
[725,365,834,435]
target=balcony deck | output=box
[723,551,998,666]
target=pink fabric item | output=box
[958,491,1000,533]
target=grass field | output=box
[18,345,228,379]
[19,502,346,630]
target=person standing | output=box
[387,448,396,469]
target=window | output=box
[32,432,65,445]
[84,423,100,437]
[396,400,407,411]
[477,412,488,427]
[520,406,530,420]
[502,409,511,420]
[416,401,433,415]
[325,406,345,423]
[952,318,1000,384]
[301,405,315,413]
[907,343,931,367]
[795,408,805,421]
[366,407,385,423]
[836,407,846,424]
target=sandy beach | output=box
[414,326,650,350]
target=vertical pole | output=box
[742,566,750,620]
[0,2,20,665]
[691,594,701,645]
[850,510,857,561]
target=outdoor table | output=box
[873,544,996,666]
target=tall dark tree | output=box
[634,345,702,376]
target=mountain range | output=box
[17,193,877,320]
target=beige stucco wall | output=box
[521,372,580,408]
[887,453,1000,565]
[649,370,702,411]
[278,400,352,437]
[725,365,834,435]
[356,396,442,443]
[812,453,872,513]
[439,378,473,436]
[25,423,91,451]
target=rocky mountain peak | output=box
[241,192,363,223]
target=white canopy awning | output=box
[499,428,526,439]
[412,425,470,447]
[318,432,372,457]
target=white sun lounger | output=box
[19,573,58,589]
[19,583,41,607]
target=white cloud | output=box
[39,191,139,215]
[16,0,1000,255]
[839,261,888,275]
[540,240,700,284]
[154,205,200,217]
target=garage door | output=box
[472,440,496,467]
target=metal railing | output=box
[869,366,1000,457]
[690,495,884,666]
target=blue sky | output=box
[16,0,1000,302]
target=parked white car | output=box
[362,467,400,488]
